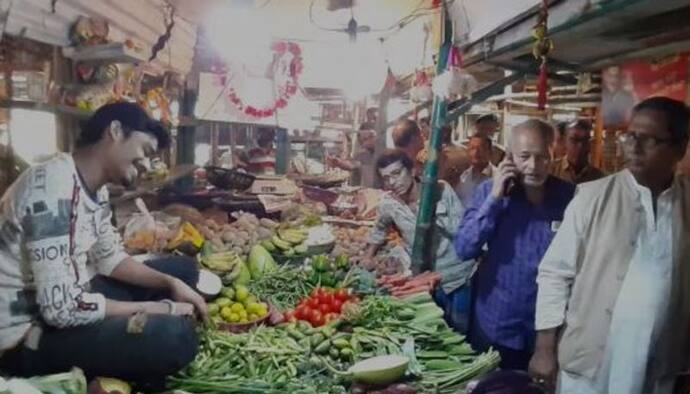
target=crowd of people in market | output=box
[0,94,688,393]
[336,96,690,393]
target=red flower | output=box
[288,42,301,56]
[272,42,287,54]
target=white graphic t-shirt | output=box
[0,153,128,351]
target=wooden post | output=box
[210,122,219,166]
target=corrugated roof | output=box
[3,0,197,75]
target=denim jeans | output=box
[0,256,200,386]
[433,284,471,334]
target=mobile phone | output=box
[503,153,517,196]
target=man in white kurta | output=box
[539,170,675,394]
[529,96,690,393]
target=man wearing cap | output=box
[0,103,206,388]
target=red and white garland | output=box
[212,41,304,119]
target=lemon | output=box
[246,302,261,314]
[239,310,248,319]
[248,313,259,321]
[257,306,268,317]
[242,295,258,307]
[228,313,240,323]
[230,303,245,313]
[221,287,235,300]
[216,297,232,307]
[239,317,248,323]
[234,285,249,302]
[220,306,233,320]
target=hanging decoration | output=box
[532,0,553,110]
[431,45,477,99]
[213,41,303,119]
[410,70,433,103]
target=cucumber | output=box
[314,340,331,355]
[339,347,354,361]
[298,337,312,352]
[287,328,305,340]
[297,321,313,333]
[331,333,351,342]
[310,333,326,348]
[332,338,350,349]
[320,326,336,338]
[350,337,362,354]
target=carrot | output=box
[392,285,432,297]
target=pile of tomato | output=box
[283,287,357,327]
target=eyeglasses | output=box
[618,132,674,150]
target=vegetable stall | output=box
[119,200,500,394]
[170,225,499,393]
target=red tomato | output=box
[307,297,320,309]
[335,288,350,302]
[309,310,324,327]
[318,303,332,314]
[313,287,327,298]
[318,293,334,305]
[295,306,311,320]
[331,299,343,313]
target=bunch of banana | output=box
[261,227,309,257]
[198,251,241,273]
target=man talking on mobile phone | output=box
[455,119,576,370]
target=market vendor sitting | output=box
[238,128,277,175]
[0,103,206,389]
[359,149,473,332]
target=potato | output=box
[222,231,235,243]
